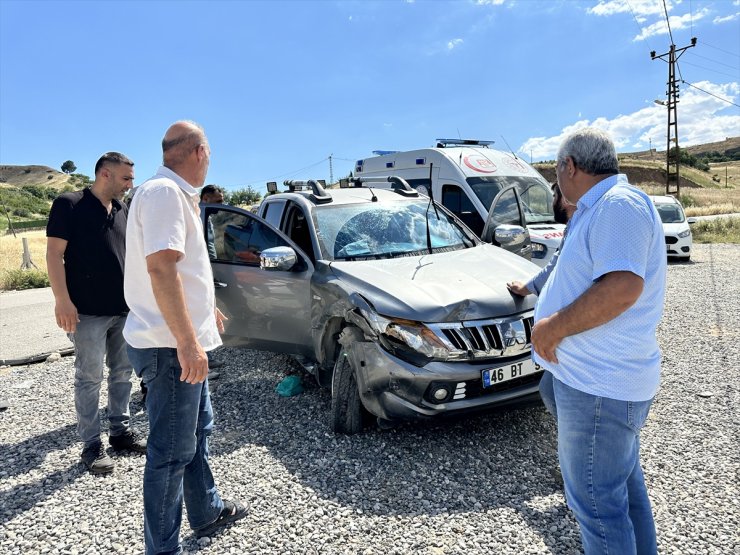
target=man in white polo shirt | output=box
[124,121,246,555]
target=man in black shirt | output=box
[46,152,147,474]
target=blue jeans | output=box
[127,346,223,555]
[70,314,132,445]
[539,370,557,417]
[553,376,657,555]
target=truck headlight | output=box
[360,309,450,364]
[531,242,547,259]
[678,229,691,238]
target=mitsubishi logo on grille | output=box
[498,320,528,355]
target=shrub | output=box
[679,193,696,208]
[2,269,50,290]
[47,175,53,180]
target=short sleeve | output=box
[589,193,655,281]
[139,185,187,257]
[46,196,73,240]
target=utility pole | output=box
[328,154,334,186]
[651,37,697,197]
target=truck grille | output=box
[665,236,678,245]
[427,313,534,360]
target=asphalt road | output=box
[0,287,72,364]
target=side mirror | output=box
[494,224,527,247]
[687,217,697,225]
[260,246,297,271]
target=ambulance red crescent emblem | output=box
[463,155,497,173]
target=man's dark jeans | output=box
[127,346,224,555]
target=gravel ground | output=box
[1,243,738,555]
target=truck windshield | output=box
[315,199,477,261]
[467,176,556,224]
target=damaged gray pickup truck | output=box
[202,178,543,433]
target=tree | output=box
[61,160,77,174]
[228,186,262,206]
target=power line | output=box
[681,79,740,108]
[244,157,329,187]
[700,40,740,59]
[686,51,740,71]
[625,0,655,51]
[662,0,675,45]
[679,59,739,80]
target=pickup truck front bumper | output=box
[347,340,543,422]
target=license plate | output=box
[482,358,540,388]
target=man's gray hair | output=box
[557,127,619,176]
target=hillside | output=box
[621,136,740,162]
[0,165,76,190]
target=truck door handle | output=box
[214,280,228,288]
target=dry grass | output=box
[0,230,47,275]
[638,184,740,216]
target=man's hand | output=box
[54,297,79,333]
[507,281,531,296]
[177,341,209,384]
[215,307,228,334]
[531,314,565,364]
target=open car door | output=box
[202,204,314,357]
[480,185,532,259]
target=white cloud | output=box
[713,12,739,24]
[476,0,506,5]
[633,9,708,41]
[588,0,669,17]
[447,38,463,50]
[519,81,740,160]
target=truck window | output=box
[208,208,287,266]
[441,184,485,236]
[489,188,522,228]
[283,203,316,262]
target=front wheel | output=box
[330,332,368,434]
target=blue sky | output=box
[1,0,738,194]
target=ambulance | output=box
[353,139,565,266]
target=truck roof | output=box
[268,186,421,208]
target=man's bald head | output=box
[161,120,210,187]
[162,121,207,167]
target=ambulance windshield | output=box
[466,176,556,224]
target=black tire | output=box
[330,345,366,434]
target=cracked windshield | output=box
[315,199,475,260]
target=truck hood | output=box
[328,243,538,322]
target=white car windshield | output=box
[314,199,477,261]
[655,203,686,224]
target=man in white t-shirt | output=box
[124,121,246,555]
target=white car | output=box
[650,195,695,261]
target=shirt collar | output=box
[577,174,628,210]
[83,186,123,212]
[155,166,199,200]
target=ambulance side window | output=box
[441,185,485,236]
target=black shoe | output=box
[194,500,248,538]
[208,359,225,369]
[81,441,114,475]
[109,429,147,453]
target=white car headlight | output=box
[678,229,691,238]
